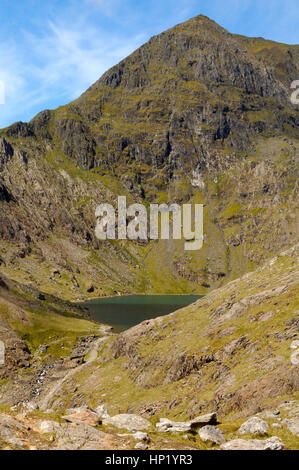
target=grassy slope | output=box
[0,277,101,360]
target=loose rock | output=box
[156,418,191,433]
[239,417,269,436]
[220,437,284,450]
[135,442,149,450]
[133,431,150,442]
[198,425,225,445]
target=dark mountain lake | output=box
[84,295,202,333]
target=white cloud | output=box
[0,16,143,126]
[35,21,143,97]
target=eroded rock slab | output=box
[220,437,284,450]
[190,412,217,428]
[103,414,151,432]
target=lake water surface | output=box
[85,295,202,333]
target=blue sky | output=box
[0,0,298,128]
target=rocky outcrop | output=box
[283,417,299,436]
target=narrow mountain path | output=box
[34,337,107,411]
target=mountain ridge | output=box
[0,13,298,300]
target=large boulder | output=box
[239,417,269,436]
[198,425,225,445]
[220,437,284,450]
[37,420,61,434]
[283,417,299,436]
[156,418,191,433]
[103,414,151,431]
[36,419,109,450]
[156,412,217,433]
[190,412,217,428]
[135,442,149,450]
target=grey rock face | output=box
[0,137,14,171]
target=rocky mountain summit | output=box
[0,15,298,298]
[0,15,298,450]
